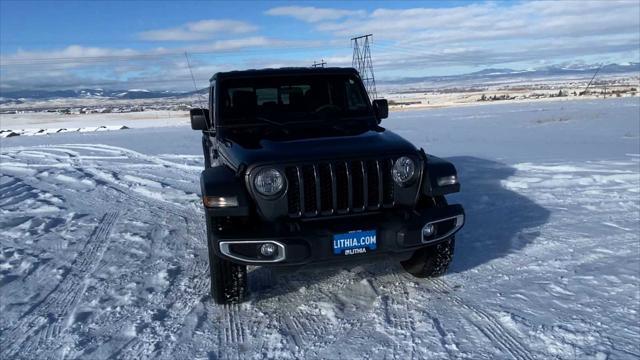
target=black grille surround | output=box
[285,159,396,218]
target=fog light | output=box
[422,224,435,239]
[259,243,277,257]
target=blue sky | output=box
[1,0,638,91]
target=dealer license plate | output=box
[333,229,377,256]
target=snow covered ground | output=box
[1,110,190,132]
[1,98,638,359]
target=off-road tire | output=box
[206,217,247,304]
[400,237,455,278]
[401,196,455,278]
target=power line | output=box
[352,34,377,100]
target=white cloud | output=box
[138,19,258,41]
[372,37,640,71]
[0,36,295,67]
[192,36,276,52]
[265,6,365,23]
[312,1,640,44]
[0,38,338,90]
[287,1,640,72]
[4,45,139,62]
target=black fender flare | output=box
[200,166,250,217]
[421,154,461,196]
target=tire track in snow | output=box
[107,203,209,360]
[1,144,207,358]
[3,144,199,213]
[0,173,84,302]
[0,211,120,359]
[4,144,252,358]
[282,312,307,351]
[367,266,425,359]
[269,271,366,357]
[0,174,57,210]
[216,303,247,360]
[381,290,418,358]
[53,144,202,172]
[428,314,460,359]
[0,176,27,201]
[429,279,535,360]
[280,306,333,355]
[373,272,461,359]
[3,144,195,206]
[375,272,459,358]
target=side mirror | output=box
[373,99,388,120]
[190,108,210,130]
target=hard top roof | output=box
[210,67,360,83]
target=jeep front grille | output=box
[285,159,394,218]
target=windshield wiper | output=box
[252,116,286,128]
[226,115,287,129]
[328,116,374,127]
[235,115,292,135]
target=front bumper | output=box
[210,204,465,266]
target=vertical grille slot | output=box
[318,163,334,214]
[350,161,365,211]
[380,159,394,205]
[335,162,349,212]
[286,166,301,217]
[366,160,381,209]
[302,165,318,215]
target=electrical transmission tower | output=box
[312,59,327,68]
[351,34,377,99]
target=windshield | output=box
[219,74,373,127]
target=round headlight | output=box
[254,168,285,196]
[392,156,416,186]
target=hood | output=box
[222,128,418,168]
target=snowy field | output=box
[1,110,190,132]
[1,98,639,359]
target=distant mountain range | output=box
[381,62,640,86]
[1,62,637,102]
[0,87,207,102]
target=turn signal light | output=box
[203,196,238,208]
[437,175,458,186]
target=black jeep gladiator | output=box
[190,67,465,304]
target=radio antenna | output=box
[184,51,210,137]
